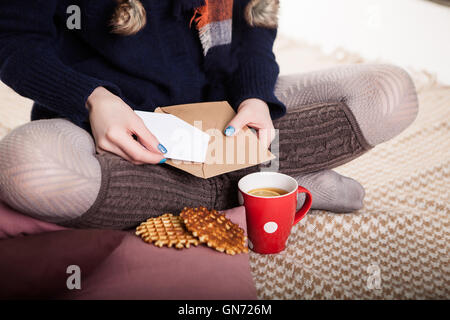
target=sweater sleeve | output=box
[0,0,121,127]
[228,0,286,120]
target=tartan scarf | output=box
[174,0,234,55]
[173,0,234,83]
[189,0,234,56]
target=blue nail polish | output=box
[159,158,167,164]
[224,126,235,137]
[158,143,168,154]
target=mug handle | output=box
[293,186,312,225]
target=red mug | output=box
[238,172,312,254]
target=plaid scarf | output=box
[174,0,234,83]
[189,0,234,56]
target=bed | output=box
[0,37,448,299]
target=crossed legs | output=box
[0,64,418,229]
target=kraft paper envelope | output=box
[154,101,275,179]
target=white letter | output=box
[66,265,81,290]
[366,264,381,290]
[206,128,224,165]
[66,5,81,30]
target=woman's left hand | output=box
[224,98,276,150]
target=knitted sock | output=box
[61,152,258,230]
[295,170,365,213]
[273,101,371,175]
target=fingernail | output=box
[158,143,168,154]
[224,126,235,137]
[159,158,167,164]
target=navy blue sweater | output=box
[0,0,286,133]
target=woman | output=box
[0,0,418,229]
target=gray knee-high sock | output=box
[295,170,365,213]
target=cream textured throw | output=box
[249,40,450,300]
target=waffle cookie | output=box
[135,213,200,249]
[180,207,249,255]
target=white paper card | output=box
[134,110,210,163]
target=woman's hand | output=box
[86,87,167,165]
[224,98,275,150]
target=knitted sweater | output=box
[0,0,286,132]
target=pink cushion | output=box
[0,202,66,239]
[0,201,256,300]
[0,229,127,299]
[63,206,256,300]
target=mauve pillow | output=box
[0,229,126,299]
[61,206,256,300]
[0,201,257,300]
[0,202,66,239]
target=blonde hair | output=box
[110,0,280,36]
[110,0,147,36]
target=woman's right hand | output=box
[86,87,167,165]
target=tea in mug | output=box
[248,187,289,197]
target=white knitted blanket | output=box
[249,38,450,299]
